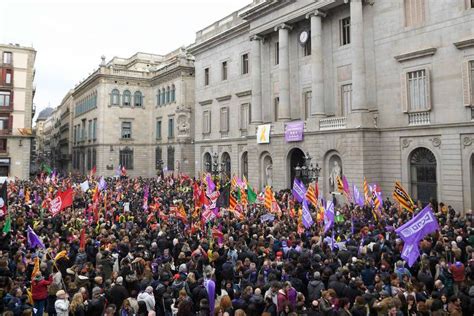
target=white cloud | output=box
[1,0,250,117]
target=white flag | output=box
[80,180,89,192]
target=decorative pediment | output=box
[216,95,232,102]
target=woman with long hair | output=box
[69,293,85,316]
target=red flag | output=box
[89,166,96,178]
[212,227,224,239]
[79,227,86,250]
[49,188,74,216]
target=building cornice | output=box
[394,47,437,62]
[187,22,250,56]
[198,99,213,106]
[216,95,232,102]
[239,0,296,22]
[236,90,252,98]
[453,38,474,50]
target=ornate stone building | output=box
[0,43,36,179]
[70,48,195,177]
[188,0,474,212]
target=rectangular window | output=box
[471,0,474,8]
[303,37,311,57]
[222,61,227,81]
[240,103,250,130]
[88,120,92,141]
[203,110,211,134]
[81,120,86,140]
[121,121,132,139]
[470,61,474,103]
[156,120,162,139]
[155,147,162,169]
[92,119,97,140]
[167,146,175,171]
[220,107,229,132]
[2,52,12,64]
[341,84,352,116]
[119,149,134,170]
[204,68,210,86]
[340,17,351,46]
[92,149,97,168]
[0,117,9,131]
[0,91,11,107]
[274,97,280,121]
[242,53,249,74]
[404,0,425,27]
[5,70,12,85]
[407,69,428,111]
[0,139,6,152]
[304,91,312,119]
[275,42,280,65]
[168,118,174,138]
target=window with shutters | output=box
[340,17,351,46]
[341,84,352,116]
[240,103,250,130]
[121,121,132,139]
[220,107,229,135]
[203,110,211,135]
[404,0,425,27]
[407,69,429,111]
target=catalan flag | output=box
[240,188,248,206]
[363,177,370,204]
[393,181,415,213]
[229,193,237,210]
[336,176,345,194]
[231,175,237,188]
[305,182,318,208]
[31,257,40,280]
[264,186,273,210]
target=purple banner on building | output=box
[285,121,304,142]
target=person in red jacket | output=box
[31,271,52,316]
[449,261,465,295]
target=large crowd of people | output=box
[0,173,473,316]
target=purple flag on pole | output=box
[204,278,216,315]
[27,226,45,249]
[98,176,107,191]
[324,201,335,233]
[401,242,420,267]
[302,199,314,229]
[292,178,306,203]
[353,185,364,207]
[395,205,439,244]
[206,174,216,195]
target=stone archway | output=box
[260,152,273,188]
[203,152,212,173]
[409,147,437,205]
[221,152,231,180]
[288,148,305,188]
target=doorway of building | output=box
[288,148,305,188]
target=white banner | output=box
[257,124,271,144]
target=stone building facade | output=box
[0,44,36,179]
[70,49,195,177]
[188,0,474,212]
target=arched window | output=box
[410,147,437,205]
[111,89,120,105]
[155,146,163,170]
[157,90,161,106]
[171,84,176,102]
[203,152,212,172]
[123,90,131,106]
[161,88,166,105]
[221,152,231,180]
[166,86,170,104]
[167,146,175,171]
[134,91,143,107]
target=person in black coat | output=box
[106,277,129,313]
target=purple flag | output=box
[98,176,107,191]
[204,278,216,315]
[395,205,439,244]
[324,201,335,233]
[353,185,364,207]
[34,191,40,206]
[27,226,45,249]
[206,174,216,194]
[302,199,314,229]
[292,178,306,203]
[401,242,420,267]
[115,164,121,177]
[143,185,150,211]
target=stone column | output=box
[251,35,262,123]
[307,10,326,117]
[275,23,292,121]
[351,0,367,112]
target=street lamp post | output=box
[294,152,321,186]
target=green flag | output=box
[247,185,257,204]
[41,163,52,175]
[2,216,11,233]
[236,188,241,202]
[335,214,345,223]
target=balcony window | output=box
[121,121,132,139]
[0,91,11,107]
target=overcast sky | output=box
[0,0,250,119]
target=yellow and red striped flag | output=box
[305,182,318,208]
[393,181,414,213]
[336,176,345,193]
[241,188,248,206]
[363,177,370,204]
[264,186,273,210]
[229,193,237,210]
[231,175,237,188]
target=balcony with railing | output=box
[319,117,347,130]
[408,111,430,126]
